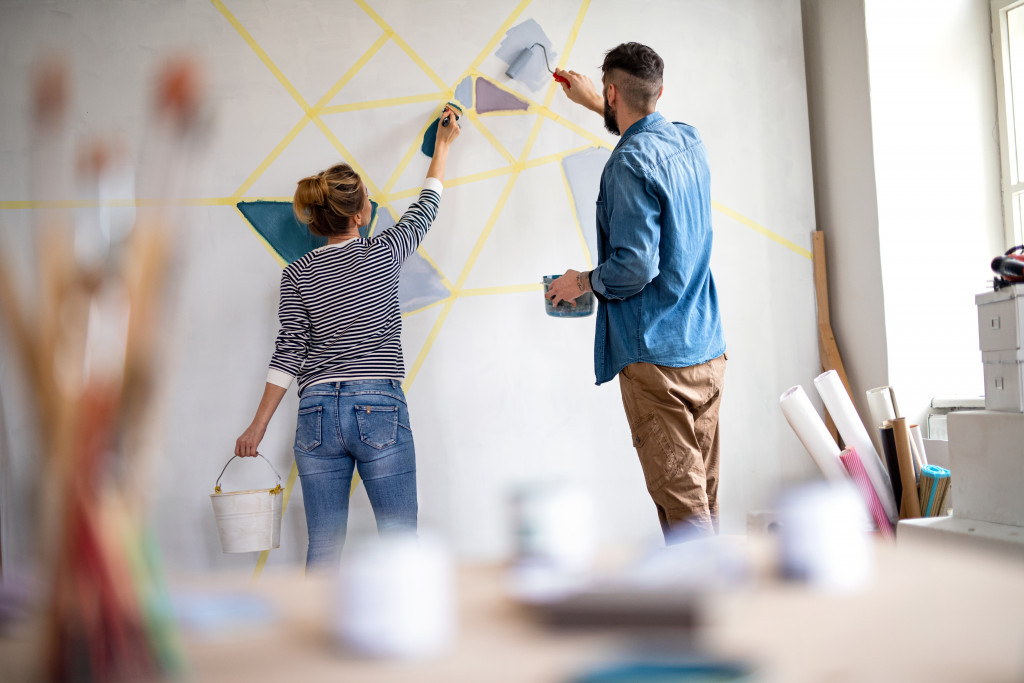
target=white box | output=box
[976,284,1024,351]
[947,411,1024,527]
[982,349,1024,412]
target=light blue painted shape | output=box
[561,147,611,266]
[454,76,473,109]
[375,208,450,312]
[495,19,557,92]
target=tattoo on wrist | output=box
[576,270,591,293]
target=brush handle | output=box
[553,72,570,88]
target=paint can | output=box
[542,274,594,317]
[209,454,283,553]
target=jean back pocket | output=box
[354,405,398,450]
[295,405,323,452]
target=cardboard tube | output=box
[879,421,902,515]
[814,370,898,523]
[891,418,922,519]
[909,424,929,468]
[779,385,846,482]
[866,386,899,431]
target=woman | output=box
[235,107,460,570]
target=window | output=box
[993,0,1024,248]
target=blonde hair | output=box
[293,163,364,237]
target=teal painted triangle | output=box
[237,200,379,264]
[239,198,448,312]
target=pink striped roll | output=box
[839,446,895,540]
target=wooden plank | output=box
[813,230,855,443]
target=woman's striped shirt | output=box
[266,178,443,394]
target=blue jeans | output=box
[294,379,417,570]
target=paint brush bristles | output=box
[0,53,206,681]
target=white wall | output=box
[803,0,1003,435]
[0,0,822,574]
[801,0,890,442]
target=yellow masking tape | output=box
[711,200,812,260]
[320,92,448,115]
[234,205,287,269]
[352,0,448,91]
[252,459,299,580]
[466,111,517,164]
[233,115,312,199]
[212,0,310,110]
[559,163,593,269]
[459,283,544,297]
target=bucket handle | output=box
[214,453,284,494]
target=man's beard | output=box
[603,97,620,136]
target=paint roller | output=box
[505,42,570,88]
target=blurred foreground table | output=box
[3,537,1023,681]
[177,538,1024,683]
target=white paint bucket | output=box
[209,454,284,553]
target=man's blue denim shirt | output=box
[589,112,726,385]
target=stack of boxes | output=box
[897,284,1024,553]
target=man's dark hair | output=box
[601,42,663,112]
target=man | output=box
[546,43,727,539]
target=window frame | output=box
[992,0,1024,248]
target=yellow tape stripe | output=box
[233,33,390,199]
[477,109,534,117]
[711,200,811,259]
[373,0,531,204]
[212,0,310,110]
[526,144,594,170]
[352,0,449,91]
[387,165,515,202]
[402,296,457,391]
[312,32,391,111]
[404,171,522,390]
[252,460,299,580]
[400,297,450,318]
[320,92,448,115]
[310,117,383,197]
[459,283,543,296]
[539,109,613,150]
[466,111,517,164]
[0,197,236,209]
[382,102,449,194]
[466,0,534,73]
[453,172,520,289]
[234,205,287,268]
[232,115,311,198]
[414,246,454,291]
[559,162,592,269]
[556,0,590,73]
[517,1,590,163]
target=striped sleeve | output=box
[267,268,309,387]
[378,177,443,262]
